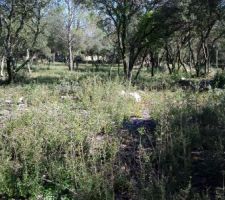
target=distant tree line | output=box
[0,0,225,83]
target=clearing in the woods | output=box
[0,64,225,199]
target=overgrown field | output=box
[0,64,225,199]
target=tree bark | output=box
[216,49,219,69]
[68,43,73,71]
[165,46,172,74]
[122,55,128,79]
[26,49,32,74]
[0,56,5,77]
[66,0,74,71]
[151,58,155,77]
[134,52,147,81]
[6,57,13,83]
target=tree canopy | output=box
[1,0,225,82]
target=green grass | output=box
[0,63,225,199]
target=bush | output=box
[0,76,141,199]
[212,72,225,89]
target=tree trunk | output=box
[165,45,173,74]
[117,61,120,76]
[127,58,135,81]
[26,49,32,74]
[0,56,5,77]
[196,64,200,77]
[202,42,210,75]
[207,46,210,74]
[52,53,55,64]
[68,43,73,71]
[189,50,192,72]
[203,43,207,75]
[66,0,74,71]
[6,57,13,83]
[134,53,147,81]
[216,49,219,69]
[178,51,187,73]
[150,52,156,77]
[122,55,128,79]
[76,61,79,70]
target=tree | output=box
[140,0,225,77]
[83,13,112,66]
[91,0,160,80]
[188,0,225,76]
[64,0,83,71]
[46,0,83,70]
[0,55,5,77]
[65,0,75,71]
[0,43,5,77]
[160,0,225,76]
[91,0,186,80]
[45,5,68,62]
[0,0,50,83]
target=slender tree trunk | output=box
[26,49,32,74]
[150,51,157,77]
[196,64,200,77]
[30,55,35,70]
[127,49,136,80]
[151,63,154,77]
[121,5,129,80]
[76,61,79,70]
[207,46,210,73]
[216,49,219,69]
[165,44,172,74]
[6,57,13,83]
[52,53,55,64]
[66,0,74,71]
[127,59,135,81]
[203,44,207,75]
[68,43,73,71]
[134,53,147,81]
[189,50,192,73]
[146,57,151,72]
[178,51,187,73]
[1,56,5,77]
[122,55,128,79]
[117,55,120,76]
[202,42,210,75]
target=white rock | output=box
[129,92,142,102]
[18,97,24,104]
[120,90,126,96]
[5,99,13,104]
[119,90,142,102]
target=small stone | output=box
[96,135,104,141]
[18,104,26,111]
[129,92,141,102]
[18,97,24,104]
[120,90,142,102]
[5,99,13,104]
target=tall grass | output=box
[0,64,225,199]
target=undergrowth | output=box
[0,64,225,199]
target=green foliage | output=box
[0,66,140,199]
[212,71,225,89]
[149,90,225,199]
[1,64,225,199]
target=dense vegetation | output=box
[0,0,225,199]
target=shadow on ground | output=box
[114,94,225,199]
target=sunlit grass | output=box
[0,63,225,199]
